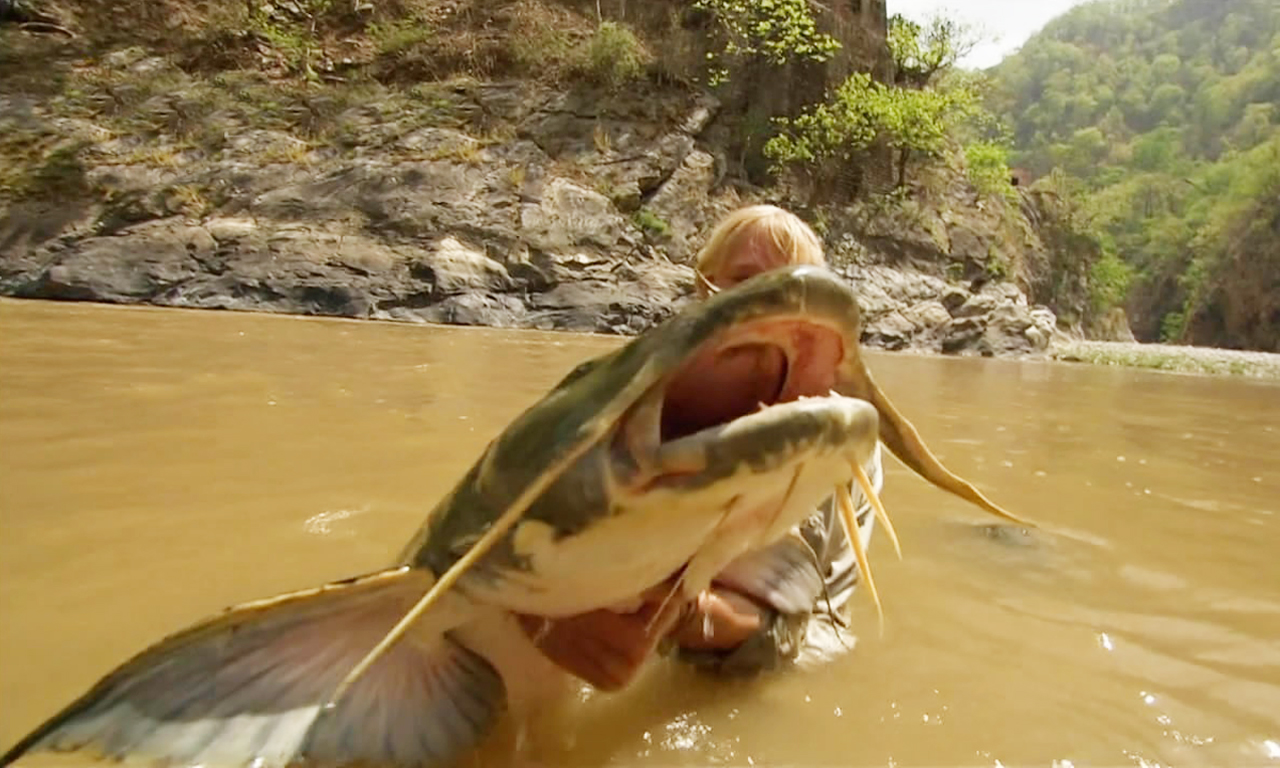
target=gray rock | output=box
[863,311,916,350]
[646,149,720,261]
[954,291,1002,318]
[520,178,628,252]
[0,71,1066,354]
[18,220,210,302]
[941,316,987,354]
[419,236,511,294]
[903,300,952,331]
[1090,306,1137,342]
[982,303,1036,355]
[947,224,985,262]
[941,286,970,314]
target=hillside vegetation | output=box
[1,0,1127,357]
[1,0,1023,198]
[988,0,1280,351]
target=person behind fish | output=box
[517,204,882,688]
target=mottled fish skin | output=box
[399,259,1030,609]
[400,266,869,576]
[442,395,883,619]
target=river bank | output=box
[1049,339,1280,380]
[2,5,1099,362]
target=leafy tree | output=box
[1090,251,1137,314]
[761,72,880,168]
[1129,126,1182,172]
[875,83,981,185]
[988,0,1280,346]
[888,13,979,88]
[763,70,991,189]
[692,0,840,85]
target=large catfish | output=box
[1,265,1031,768]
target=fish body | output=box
[1,265,1030,768]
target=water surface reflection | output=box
[1,298,1277,767]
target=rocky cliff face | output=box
[0,1,1078,356]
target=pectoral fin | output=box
[1,568,500,768]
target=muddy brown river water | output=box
[1,298,1278,767]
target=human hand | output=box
[666,586,769,651]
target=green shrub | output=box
[248,0,335,80]
[693,0,840,86]
[765,71,985,186]
[1088,250,1134,312]
[579,22,650,89]
[510,18,575,75]
[763,72,880,167]
[633,208,670,236]
[369,19,435,57]
[964,140,1016,200]
[1160,311,1186,343]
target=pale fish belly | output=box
[455,447,860,618]
[447,607,584,760]
[453,497,727,618]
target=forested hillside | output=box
[988,0,1279,350]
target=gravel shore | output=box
[1049,340,1280,379]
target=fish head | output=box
[406,265,1030,615]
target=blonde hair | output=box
[694,205,826,296]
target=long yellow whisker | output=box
[645,568,690,636]
[767,464,806,538]
[836,483,884,636]
[644,494,743,636]
[325,491,550,709]
[695,269,721,295]
[851,459,902,561]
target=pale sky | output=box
[889,0,1095,69]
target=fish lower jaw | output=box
[461,449,868,619]
[675,457,862,598]
[645,394,880,492]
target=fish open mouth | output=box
[623,314,905,630]
[658,317,850,442]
